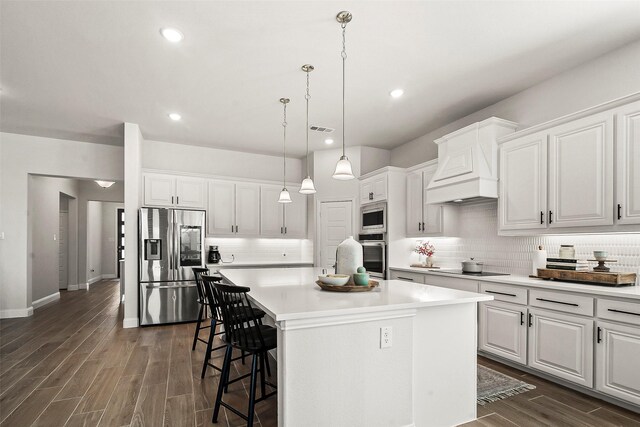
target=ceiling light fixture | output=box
[95,180,115,189]
[325,138,334,145]
[168,113,182,121]
[160,27,184,43]
[299,64,317,195]
[332,11,355,181]
[278,98,292,203]
[453,199,464,203]
[390,89,404,98]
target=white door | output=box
[144,174,175,206]
[207,180,235,235]
[479,301,527,365]
[499,133,548,230]
[319,201,353,269]
[59,212,69,289]
[548,112,614,228]
[176,177,206,208]
[528,308,593,387]
[615,101,640,225]
[284,189,307,238]
[260,185,284,237]
[406,171,423,236]
[235,183,261,236]
[595,320,640,406]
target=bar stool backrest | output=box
[192,267,209,303]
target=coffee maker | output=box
[207,246,221,264]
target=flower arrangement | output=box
[414,241,435,257]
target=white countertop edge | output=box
[389,266,640,300]
[207,261,314,268]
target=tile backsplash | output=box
[204,237,313,264]
[405,200,640,277]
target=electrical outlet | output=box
[380,326,392,349]
[282,252,287,257]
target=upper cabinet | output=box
[207,180,260,236]
[616,100,640,225]
[260,185,307,238]
[360,175,387,205]
[144,173,206,208]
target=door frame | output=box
[116,207,125,278]
[314,198,357,268]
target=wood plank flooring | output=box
[1,279,638,426]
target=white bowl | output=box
[318,274,350,286]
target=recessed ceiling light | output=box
[453,199,464,203]
[325,138,334,145]
[160,27,184,43]
[390,89,404,98]
[168,113,182,121]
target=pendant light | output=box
[278,98,293,203]
[332,11,355,181]
[299,64,317,194]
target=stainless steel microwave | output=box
[361,202,386,233]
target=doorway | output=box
[117,208,125,278]
[318,200,354,269]
[59,194,70,289]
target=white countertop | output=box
[390,266,640,300]
[219,267,492,321]
[206,260,313,269]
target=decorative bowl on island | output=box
[318,274,350,286]
[593,251,608,261]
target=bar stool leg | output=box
[259,352,266,398]
[212,345,233,423]
[192,304,204,351]
[247,354,259,427]
[201,317,217,378]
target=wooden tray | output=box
[536,269,637,286]
[316,280,379,292]
[409,264,441,269]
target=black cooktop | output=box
[438,270,510,277]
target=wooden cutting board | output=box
[536,269,637,286]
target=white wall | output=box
[101,202,124,277]
[391,39,640,167]
[142,139,303,183]
[86,201,103,283]
[0,132,123,318]
[360,147,391,175]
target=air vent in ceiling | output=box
[310,126,334,133]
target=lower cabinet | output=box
[389,270,424,283]
[527,308,593,388]
[595,320,640,406]
[479,301,527,365]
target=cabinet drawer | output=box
[479,282,527,305]
[530,289,594,316]
[424,275,478,292]
[597,299,640,326]
[389,270,424,283]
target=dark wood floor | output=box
[1,279,638,426]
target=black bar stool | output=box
[206,281,277,427]
[191,267,216,351]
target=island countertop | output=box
[218,267,492,321]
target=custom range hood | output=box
[425,117,518,204]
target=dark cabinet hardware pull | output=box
[536,297,578,307]
[520,312,525,325]
[549,210,553,223]
[176,196,179,204]
[540,211,544,224]
[172,196,174,204]
[235,225,238,233]
[231,225,234,232]
[422,222,425,230]
[617,204,622,220]
[284,227,287,234]
[397,277,414,281]
[608,308,640,317]
[369,192,374,200]
[597,327,602,343]
[485,290,517,297]
[418,222,422,231]
[528,313,533,327]
[280,227,283,234]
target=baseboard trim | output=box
[32,292,60,309]
[0,306,34,319]
[87,275,102,285]
[103,274,117,279]
[123,317,139,328]
[67,284,79,291]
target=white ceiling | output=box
[2,1,640,157]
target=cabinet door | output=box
[479,301,527,365]
[372,177,387,202]
[423,169,443,234]
[595,320,640,406]
[207,181,235,236]
[499,134,547,230]
[406,171,423,236]
[144,174,175,206]
[360,181,374,204]
[528,308,593,387]
[176,177,206,208]
[548,112,614,228]
[235,183,261,236]
[260,185,284,237]
[284,189,307,238]
[615,101,640,224]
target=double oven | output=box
[359,233,386,279]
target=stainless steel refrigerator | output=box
[139,207,205,325]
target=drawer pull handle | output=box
[528,313,533,327]
[597,326,602,343]
[397,277,414,281]
[520,311,524,326]
[617,203,622,220]
[540,211,544,224]
[536,297,578,307]
[549,210,553,223]
[418,222,422,231]
[608,308,640,317]
[485,290,517,297]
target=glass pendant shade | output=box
[299,176,316,194]
[278,188,292,203]
[332,155,355,180]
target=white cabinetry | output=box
[144,174,206,208]
[235,183,261,236]
[615,100,640,225]
[479,301,527,365]
[260,185,307,238]
[207,181,259,236]
[360,175,387,205]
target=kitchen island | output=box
[219,267,492,427]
